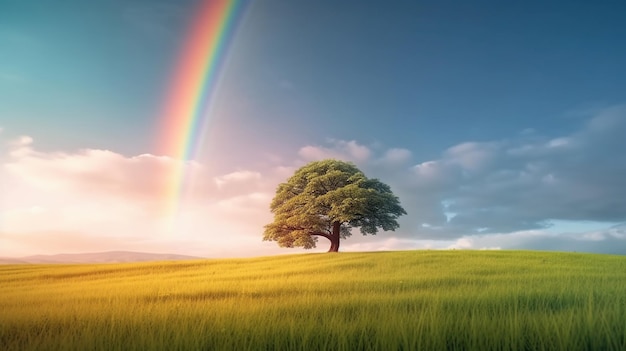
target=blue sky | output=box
[1,0,625,257]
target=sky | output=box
[1,0,626,258]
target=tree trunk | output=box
[328,221,341,252]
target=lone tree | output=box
[263,159,406,252]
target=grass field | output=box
[1,250,625,350]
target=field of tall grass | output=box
[1,250,625,350]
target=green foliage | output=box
[263,159,406,249]
[1,251,626,350]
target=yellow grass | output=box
[1,250,626,350]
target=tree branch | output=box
[309,232,332,240]
[276,225,333,239]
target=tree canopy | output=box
[263,159,407,252]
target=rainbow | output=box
[158,0,249,219]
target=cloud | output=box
[381,148,412,164]
[445,223,626,255]
[339,224,626,255]
[444,141,498,172]
[4,140,183,210]
[0,137,292,257]
[392,106,626,240]
[299,139,372,162]
[289,106,626,255]
[0,137,411,257]
[1,106,625,257]
[215,170,261,189]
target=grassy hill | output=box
[1,250,625,350]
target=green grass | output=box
[1,250,625,350]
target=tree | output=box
[263,159,407,252]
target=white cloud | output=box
[445,141,497,172]
[299,139,371,162]
[0,138,287,257]
[547,137,570,148]
[381,148,412,164]
[412,161,448,185]
[2,106,626,257]
[400,106,626,239]
[447,224,626,254]
[298,145,338,161]
[215,170,262,184]
[4,143,184,209]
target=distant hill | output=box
[0,251,204,264]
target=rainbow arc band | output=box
[159,0,249,220]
